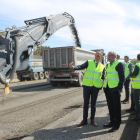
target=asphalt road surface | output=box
[0,82,86,140]
[0,81,138,140]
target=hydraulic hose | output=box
[0,36,18,85]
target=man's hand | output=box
[125,78,128,81]
[131,75,136,78]
[69,62,74,68]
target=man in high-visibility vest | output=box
[126,66,135,113]
[122,56,133,104]
[103,51,125,132]
[130,53,140,121]
[116,54,120,61]
[69,51,105,127]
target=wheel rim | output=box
[40,72,44,79]
[34,73,38,80]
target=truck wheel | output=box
[50,81,58,87]
[75,73,83,87]
[33,72,39,80]
[26,78,31,81]
[44,71,49,79]
[39,72,44,79]
[19,76,25,82]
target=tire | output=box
[75,72,83,87]
[39,72,44,79]
[33,72,39,80]
[44,71,49,79]
[26,77,31,81]
[19,75,25,82]
[50,81,58,87]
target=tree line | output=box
[34,46,50,56]
[130,59,137,65]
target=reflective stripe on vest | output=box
[132,62,140,89]
[82,60,104,87]
[85,70,101,75]
[104,61,120,88]
[84,77,102,82]
[105,78,119,81]
[107,72,118,75]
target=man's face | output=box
[108,52,116,63]
[117,56,120,60]
[95,52,102,63]
[124,57,128,63]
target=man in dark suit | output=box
[130,53,140,121]
[103,51,125,132]
[122,56,133,104]
[69,51,105,127]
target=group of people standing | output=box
[117,54,140,121]
[69,51,140,133]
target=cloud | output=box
[0,0,140,59]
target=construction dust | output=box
[69,24,81,48]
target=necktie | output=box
[96,63,98,67]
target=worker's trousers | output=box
[133,89,140,117]
[83,86,99,121]
[124,79,131,101]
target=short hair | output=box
[124,55,129,59]
[109,51,116,56]
[96,51,103,56]
[117,54,120,58]
[137,53,140,60]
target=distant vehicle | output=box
[43,46,106,87]
[16,58,49,81]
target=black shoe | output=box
[130,111,136,115]
[123,101,129,104]
[126,108,135,113]
[103,122,113,127]
[130,116,140,121]
[108,127,119,133]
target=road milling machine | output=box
[0,12,79,94]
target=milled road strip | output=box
[0,87,82,116]
[22,90,138,140]
[0,85,84,140]
[0,82,138,140]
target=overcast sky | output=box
[0,0,140,60]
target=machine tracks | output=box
[0,86,82,117]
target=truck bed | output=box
[43,46,96,70]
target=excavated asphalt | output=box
[21,86,139,140]
[0,80,139,140]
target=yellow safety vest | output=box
[125,62,131,79]
[104,61,120,88]
[83,60,105,88]
[132,62,140,89]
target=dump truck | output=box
[16,58,49,81]
[43,46,105,87]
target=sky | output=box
[0,0,140,60]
